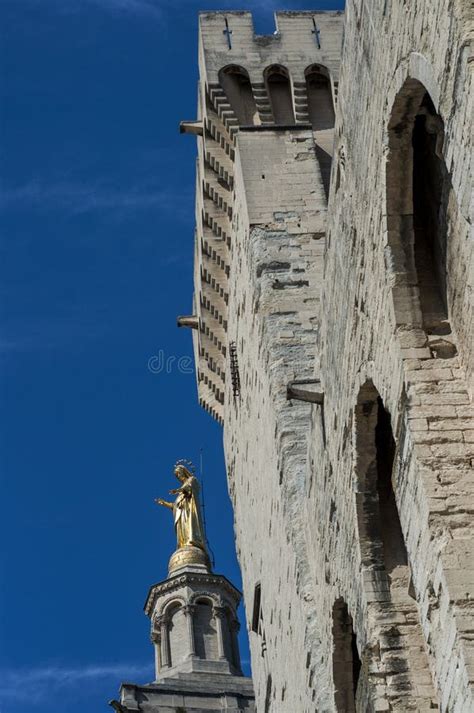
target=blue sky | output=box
[0,1,343,711]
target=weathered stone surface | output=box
[184,4,473,712]
[118,672,255,713]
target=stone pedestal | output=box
[168,545,211,576]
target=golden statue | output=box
[155,462,207,553]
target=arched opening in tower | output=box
[375,397,408,575]
[219,65,259,126]
[387,80,454,342]
[332,599,361,712]
[225,609,241,670]
[354,381,408,589]
[305,64,335,199]
[167,603,188,668]
[412,94,449,333]
[193,599,218,659]
[265,65,295,125]
[305,65,335,131]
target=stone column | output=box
[213,606,227,660]
[157,616,171,668]
[150,630,161,677]
[183,604,197,658]
[230,618,242,671]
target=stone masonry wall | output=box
[307,0,473,711]
[224,128,331,711]
[188,5,473,711]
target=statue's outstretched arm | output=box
[155,498,173,509]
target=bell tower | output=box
[109,468,255,713]
[146,545,244,681]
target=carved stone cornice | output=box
[144,570,241,616]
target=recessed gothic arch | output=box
[353,380,408,589]
[305,63,335,199]
[304,64,334,131]
[386,77,456,342]
[193,599,219,660]
[165,602,187,668]
[264,64,295,125]
[352,381,439,705]
[194,595,215,607]
[189,590,220,607]
[158,596,186,619]
[332,598,361,713]
[219,65,259,126]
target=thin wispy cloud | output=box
[0,317,112,354]
[15,0,289,21]
[0,179,191,223]
[20,0,164,19]
[0,663,153,705]
[87,0,161,16]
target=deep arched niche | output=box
[219,65,259,126]
[305,64,335,131]
[305,64,335,199]
[353,381,409,590]
[332,598,361,713]
[386,79,454,339]
[264,65,295,125]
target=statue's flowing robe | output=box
[173,476,206,550]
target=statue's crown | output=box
[174,459,196,473]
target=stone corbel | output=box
[179,120,204,136]
[109,702,128,713]
[177,315,199,329]
[287,379,324,404]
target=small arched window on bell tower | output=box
[193,598,219,660]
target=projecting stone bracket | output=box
[108,701,129,713]
[179,120,204,136]
[287,379,324,404]
[177,315,199,329]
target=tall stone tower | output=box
[109,469,255,713]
